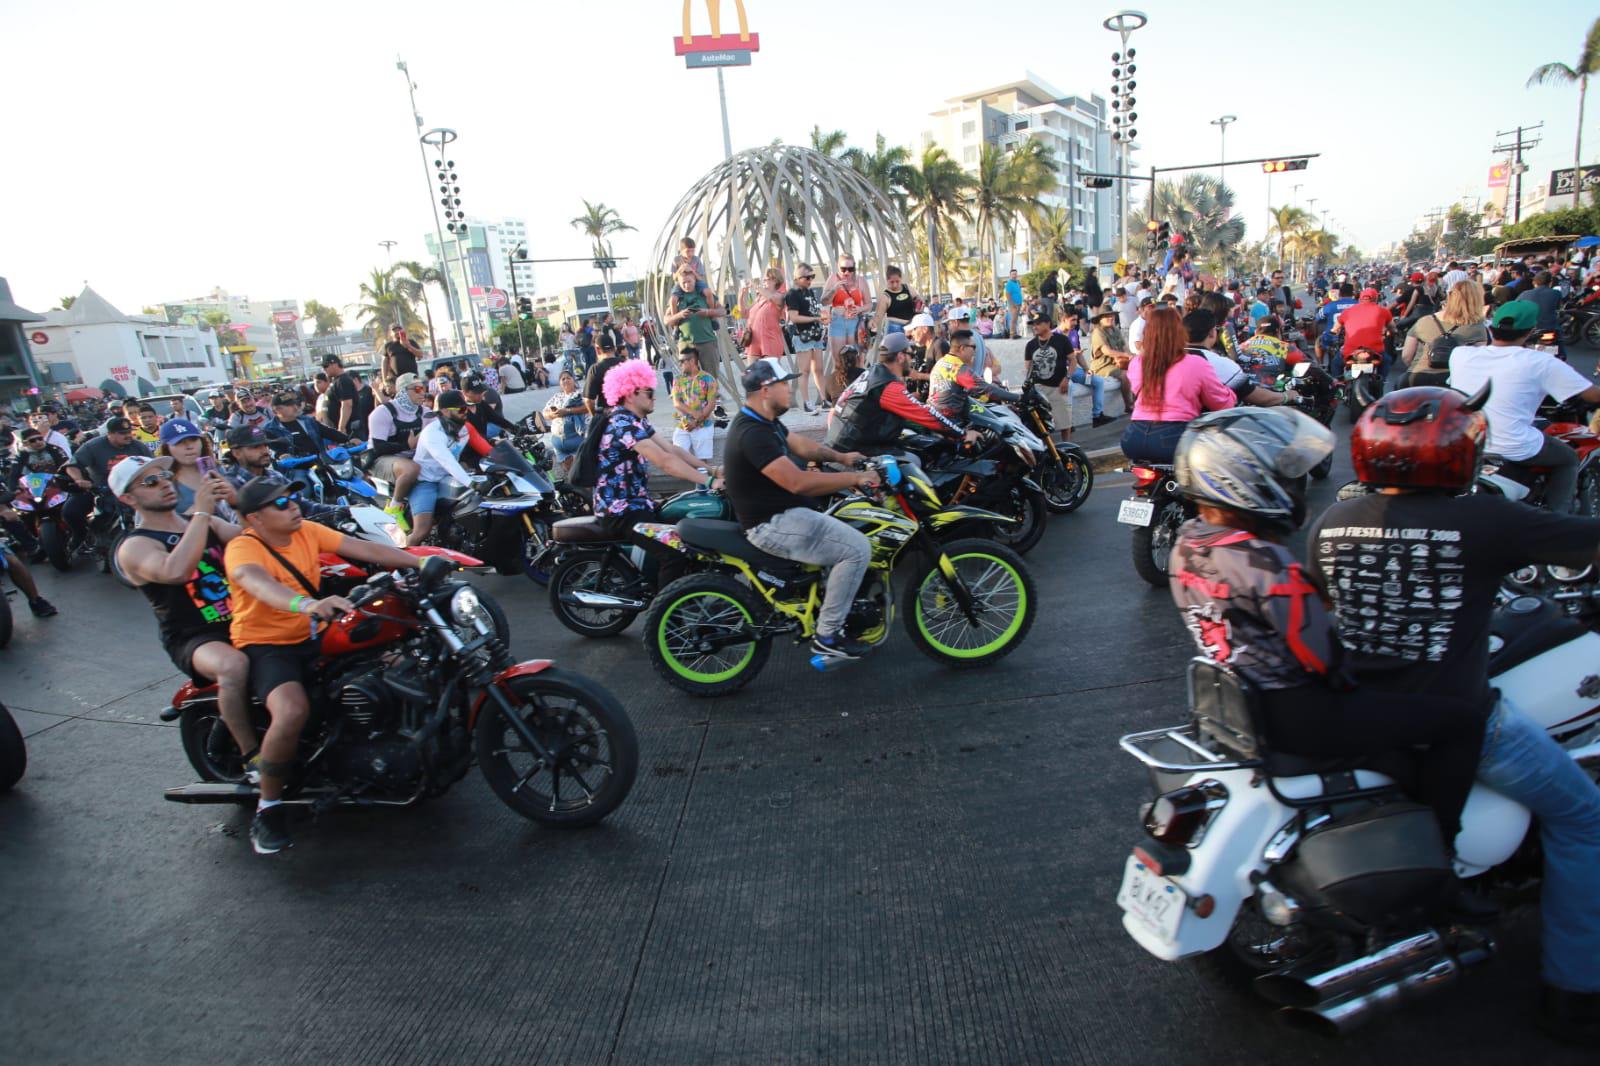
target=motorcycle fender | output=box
[1452,782,1533,877]
[1020,476,1042,493]
[1490,632,1600,736]
[1121,767,1289,961]
[469,659,555,728]
[336,478,377,499]
[407,545,487,568]
[926,505,1018,531]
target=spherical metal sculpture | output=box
[646,145,910,399]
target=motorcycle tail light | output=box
[1143,781,1227,848]
[1131,466,1161,488]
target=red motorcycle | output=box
[10,470,72,571]
[162,551,638,829]
[1478,397,1600,516]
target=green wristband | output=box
[289,595,306,614]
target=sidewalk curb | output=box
[1087,447,1126,473]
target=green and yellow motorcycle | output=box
[635,454,1037,697]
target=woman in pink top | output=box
[1121,307,1235,464]
[743,267,787,366]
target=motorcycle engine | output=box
[321,661,424,788]
[842,574,889,639]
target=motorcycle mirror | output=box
[419,553,455,589]
[1462,380,1492,412]
[1292,362,1311,379]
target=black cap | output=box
[435,389,467,413]
[1027,313,1051,326]
[227,424,271,448]
[321,353,343,367]
[461,375,485,393]
[106,416,133,433]
[272,392,301,406]
[597,333,616,351]
[234,474,306,515]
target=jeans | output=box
[1120,420,1188,465]
[745,506,871,639]
[1476,701,1600,993]
[1068,367,1104,417]
[1525,434,1581,514]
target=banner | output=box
[1486,164,1508,188]
[1550,165,1600,197]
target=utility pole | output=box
[507,245,528,357]
[1494,123,1543,224]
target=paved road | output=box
[2,351,1596,1064]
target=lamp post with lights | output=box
[1104,10,1147,264]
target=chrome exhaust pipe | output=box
[163,783,334,805]
[563,590,646,610]
[1255,930,1444,1009]
[1280,940,1493,1035]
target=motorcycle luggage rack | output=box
[1120,722,1262,773]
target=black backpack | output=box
[1423,314,1465,371]
[567,407,610,491]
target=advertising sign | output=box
[1550,165,1600,197]
[1487,164,1508,188]
[675,0,759,57]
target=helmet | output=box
[1350,384,1490,491]
[1175,407,1335,533]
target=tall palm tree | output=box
[569,200,635,310]
[904,145,974,293]
[301,300,344,336]
[1268,205,1313,270]
[393,260,442,351]
[1527,17,1600,195]
[1030,205,1076,263]
[352,267,424,343]
[808,126,848,159]
[842,133,913,207]
[1131,175,1249,271]
[969,142,1059,295]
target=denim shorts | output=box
[410,479,442,516]
[793,337,826,352]
[828,315,860,339]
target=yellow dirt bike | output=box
[636,454,1037,697]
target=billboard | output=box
[1487,164,1508,188]
[1550,165,1600,198]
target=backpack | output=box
[567,407,610,491]
[1423,314,1465,371]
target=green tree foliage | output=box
[1527,17,1600,184]
[903,145,974,293]
[1130,175,1248,267]
[301,299,343,336]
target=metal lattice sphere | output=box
[646,145,911,398]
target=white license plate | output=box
[1116,853,1186,943]
[1117,498,1155,526]
[1349,363,1373,377]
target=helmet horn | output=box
[1462,380,1492,411]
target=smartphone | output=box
[196,455,219,478]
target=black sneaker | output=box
[251,804,292,855]
[28,597,57,618]
[1092,413,1120,428]
[1539,985,1600,1045]
[812,632,871,660]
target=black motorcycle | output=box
[1117,463,1191,588]
[1014,382,1095,514]
[901,400,1050,554]
[0,700,23,791]
[1276,361,1337,480]
[421,440,569,584]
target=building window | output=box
[1014,120,1029,131]
[963,146,977,164]
[961,120,975,137]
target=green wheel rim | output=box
[914,552,1027,659]
[657,590,757,683]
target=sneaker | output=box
[803,402,816,414]
[251,804,292,855]
[1092,413,1119,428]
[28,597,57,618]
[383,503,411,533]
[241,750,261,786]
[1539,985,1600,1044]
[812,631,871,660]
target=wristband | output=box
[192,511,213,519]
[289,595,306,614]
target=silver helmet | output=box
[1174,407,1334,531]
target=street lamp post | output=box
[422,127,484,356]
[1210,114,1236,185]
[1104,10,1147,266]
[397,58,466,357]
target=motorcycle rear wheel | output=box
[474,667,638,827]
[39,521,70,572]
[0,701,25,791]
[991,486,1048,554]
[1586,318,1600,349]
[1041,445,1094,514]
[1203,896,1334,986]
[643,573,770,697]
[1131,501,1185,588]
[179,703,251,785]
[904,538,1035,667]
[548,549,641,638]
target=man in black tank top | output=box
[113,455,256,767]
[874,264,918,336]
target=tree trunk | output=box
[927,214,941,295]
[1576,74,1588,203]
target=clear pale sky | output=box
[4,0,1595,319]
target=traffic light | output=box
[1261,158,1310,173]
[593,257,617,272]
[517,296,532,321]
[1158,220,1172,245]
[1145,219,1160,250]
[1084,176,1113,189]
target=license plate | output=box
[1116,854,1186,943]
[1349,363,1373,377]
[1118,498,1155,526]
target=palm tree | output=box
[569,199,635,311]
[57,295,76,310]
[1268,205,1313,270]
[1527,17,1600,196]
[301,300,344,336]
[842,133,913,207]
[393,260,442,351]
[808,126,848,159]
[198,308,242,348]
[352,267,424,344]
[1132,175,1249,270]
[904,145,974,293]
[969,142,1059,295]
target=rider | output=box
[828,333,969,453]
[265,392,352,455]
[364,372,426,530]
[403,390,483,548]
[1310,386,1600,1044]
[221,424,342,521]
[461,374,517,440]
[0,528,57,619]
[591,359,719,536]
[1331,287,1393,376]
[1313,282,1358,372]
[1447,300,1600,514]
[1182,309,1295,408]
[112,455,253,770]
[1120,307,1236,465]
[223,474,420,855]
[63,415,150,547]
[928,328,1020,426]
[725,357,879,660]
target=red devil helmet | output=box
[1350,384,1491,492]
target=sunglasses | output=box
[267,493,303,511]
[797,274,814,281]
[23,437,44,445]
[839,267,856,273]
[137,470,176,488]
[641,388,656,399]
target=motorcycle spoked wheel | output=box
[548,550,643,638]
[1041,444,1095,514]
[178,703,252,786]
[458,588,511,646]
[1131,500,1186,588]
[39,521,70,572]
[0,700,25,791]
[643,573,771,697]
[904,538,1035,667]
[990,485,1048,554]
[1585,318,1600,349]
[473,667,638,827]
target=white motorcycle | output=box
[1116,585,1600,1033]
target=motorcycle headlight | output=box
[449,584,482,626]
[380,519,406,547]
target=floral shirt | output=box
[593,410,656,516]
[671,371,717,431]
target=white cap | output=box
[908,312,936,330]
[108,455,174,496]
[947,307,972,321]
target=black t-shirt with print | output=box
[784,286,824,345]
[725,410,809,530]
[1307,493,1599,703]
[1024,334,1072,388]
[384,340,418,377]
[329,372,359,415]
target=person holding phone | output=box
[383,325,421,382]
[156,418,237,520]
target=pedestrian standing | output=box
[784,263,828,413]
[821,253,870,395]
[1003,269,1024,338]
[670,346,718,462]
[742,267,788,368]
[382,325,422,384]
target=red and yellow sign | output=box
[674,0,759,54]
[1487,164,1508,188]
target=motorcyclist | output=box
[265,392,352,455]
[1182,310,1295,408]
[62,415,150,547]
[828,333,970,453]
[1313,282,1358,373]
[1330,287,1393,377]
[928,328,1020,426]
[221,425,342,521]
[1169,407,1485,844]
[1309,385,1600,1044]
[1448,300,1600,514]
[223,474,420,854]
[590,359,719,537]
[406,390,482,548]
[364,372,426,531]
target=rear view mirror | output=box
[1292,362,1312,379]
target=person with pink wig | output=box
[593,358,721,535]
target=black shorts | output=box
[242,641,320,703]
[168,629,234,685]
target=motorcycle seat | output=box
[676,518,798,571]
[551,517,620,545]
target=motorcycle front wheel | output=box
[0,701,25,791]
[39,520,70,572]
[474,667,638,828]
[1585,318,1600,349]
[1041,444,1094,514]
[643,573,770,697]
[1309,451,1334,481]
[1131,500,1185,588]
[548,549,643,637]
[903,538,1035,667]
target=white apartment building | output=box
[27,286,228,395]
[158,288,308,376]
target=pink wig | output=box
[603,359,659,406]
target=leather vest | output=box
[829,362,902,450]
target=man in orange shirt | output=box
[224,474,419,854]
[1334,287,1394,375]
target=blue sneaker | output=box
[812,632,870,660]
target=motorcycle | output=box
[1275,361,1338,481]
[638,454,1036,697]
[276,441,376,506]
[1114,588,1600,1033]
[545,487,733,638]
[0,700,24,791]
[1013,382,1095,514]
[1475,397,1600,516]
[1342,347,1384,422]
[900,400,1050,554]
[1117,463,1192,588]
[162,553,638,829]
[11,471,73,571]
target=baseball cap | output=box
[235,474,308,515]
[105,416,133,433]
[1138,295,1156,306]
[741,357,800,393]
[1492,300,1539,331]
[158,418,202,446]
[1027,313,1052,325]
[1409,272,1424,282]
[271,392,301,406]
[947,306,972,321]
[880,332,911,355]
[108,455,175,496]
[394,372,421,393]
[461,374,486,393]
[908,312,936,330]
[1359,288,1379,300]
[597,333,617,351]
[226,424,271,448]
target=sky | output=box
[4,0,1596,324]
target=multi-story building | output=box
[158,288,308,378]
[27,286,228,396]
[424,216,538,353]
[922,72,1120,276]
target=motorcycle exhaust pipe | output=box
[562,590,646,611]
[1254,930,1443,1009]
[162,783,333,805]
[1279,941,1493,1036]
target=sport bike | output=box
[1475,396,1600,517]
[1014,382,1095,514]
[639,454,1036,697]
[900,400,1050,554]
[162,553,638,829]
[1117,463,1192,588]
